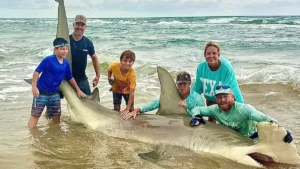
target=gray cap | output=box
[75,15,87,24]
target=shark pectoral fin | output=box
[90,87,100,102]
[24,78,32,85]
[138,145,170,162]
[138,151,161,162]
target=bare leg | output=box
[129,107,134,112]
[52,115,61,124]
[28,115,40,129]
[114,105,120,112]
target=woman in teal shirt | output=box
[193,41,244,121]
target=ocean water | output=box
[0,16,300,169]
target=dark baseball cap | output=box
[176,71,191,84]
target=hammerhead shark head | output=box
[32,0,300,168]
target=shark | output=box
[30,0,300,168]
[56,69,300,168]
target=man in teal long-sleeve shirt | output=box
[190,84,278,139]
[121,71,205,120]
[190,85,293,143]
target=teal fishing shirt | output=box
[140,89,205,116]
[192,58,244,103]
[190,102,277,137]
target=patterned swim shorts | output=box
[31,92,61,117]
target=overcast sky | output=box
[0,0,300,18]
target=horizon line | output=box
[0,15,300,19]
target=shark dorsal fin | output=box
[90,87,100,102]
[156,67,186,116]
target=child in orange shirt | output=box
[108,50,136,114]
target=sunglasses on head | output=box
[216,84,230,90]
[54,43,68,47]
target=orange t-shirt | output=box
[108,62,136,94]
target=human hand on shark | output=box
[190,115,206,126]
[121,108,140,120]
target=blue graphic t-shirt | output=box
[35,54,73,94]
[140,89,205,116]
[69,35,95,80]
[192,58,244,103]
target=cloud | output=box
[178,0,298,4]
[62,0,299,6]
[1,0,54,9]
[0,0,299,18]
[62,0,300,14]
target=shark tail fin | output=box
[55,0,63,4]
[248,122,300,165]
[56,0,72,67]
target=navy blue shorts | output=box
[76,79,91,95]
[31,92,61,117]
[113,91,134,107]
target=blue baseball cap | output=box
[53,37,68,47]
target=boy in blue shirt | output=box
[28,37,86,129]
[121,71,205,120]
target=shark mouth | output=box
[248,153,275,167]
